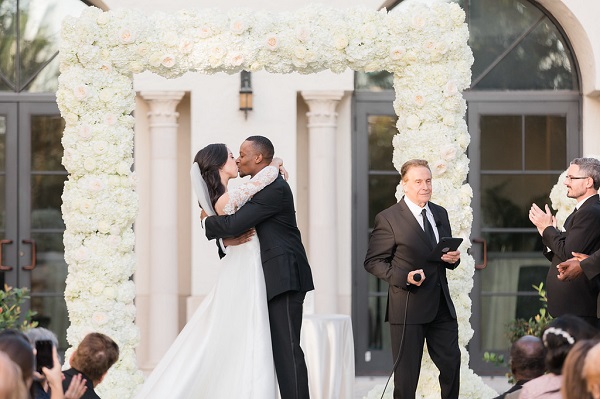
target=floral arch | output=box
[57,1,494,397]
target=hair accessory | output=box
[190,162,216,216]
[542,327,575,347]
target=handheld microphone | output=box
[413,273,422,282]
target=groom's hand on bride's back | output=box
[223,228,255,248]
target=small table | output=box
[300,314,355,399]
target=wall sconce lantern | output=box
[239,70,253,119]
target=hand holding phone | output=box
[35,340,54,373]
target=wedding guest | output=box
[529,157,600,326]
[0,329,69,399]
[518,315,598,399]
[62,333,119,399]
[25,327,87,399]
[583,342,600,399]
[494,335,545,399]
[0,330,35,391]
[0,350,28,399]
[561,339,599,399]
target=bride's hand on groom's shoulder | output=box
[270,157,288,180]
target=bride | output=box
[135,143,285,398]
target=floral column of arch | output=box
[57,2,495,397]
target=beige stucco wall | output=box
[536,0,600,153]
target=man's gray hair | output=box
[571,157,600,190]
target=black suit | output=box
[205,173,314,399]
[580,247,600,318]
[62,369,99,399]
[542,194,600,320]
[364,197,460,399]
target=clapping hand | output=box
[529,203,556,235]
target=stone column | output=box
[140,91,185,366]
[301,91,344,314]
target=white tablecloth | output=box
[300,314,355,399]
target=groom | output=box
[203,135,314,399]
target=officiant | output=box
[364,159,462,399]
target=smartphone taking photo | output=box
[35,340,54,373]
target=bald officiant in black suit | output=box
[364,159,461,399]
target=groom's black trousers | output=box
[268,290,310,399]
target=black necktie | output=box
[564,208,577,231]
[422,209,437,247]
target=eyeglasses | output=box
[565,175,589,181]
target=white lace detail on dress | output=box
[223,166,278,215]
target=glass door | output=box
[0,101,67,349]
[353,93,399,373]
[467,96,579,373]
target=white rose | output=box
[79,199,94,213]
[265,34,279,51]
[179,40,193,54]
[96,12,109,25]
[92,311,109,326]
[228,52,244,66]
[230,20,246,35]
[390,46,406,61]
[406,115,421,130]
[98,220,111,234]
[296,25,310,42]
[91,281,104,295]
[334,34,349,50]
[414,94,426,107]
[161,54,176,68]
[79,125,92,140]
[411,14,426,29]
[74,246,90,262]
[73,85,89,100]
[441,144,457,160]
[198,26,213,39]
[119,28,136,44]
[293,47,306,60]
[432,160,448,176]
[83,158,97,172]
[104,113,117,126]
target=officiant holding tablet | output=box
[364,159,462,399]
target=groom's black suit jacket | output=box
[205,174,314,300]
[364,197,459,324]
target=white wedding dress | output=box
[135,166,280,399]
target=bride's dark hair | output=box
[193,144,228,209]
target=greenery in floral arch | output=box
[57,1,494,397]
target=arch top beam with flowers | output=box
[57,2,486,398]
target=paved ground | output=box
[353,375,512,399]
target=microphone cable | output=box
[379,280,415,399]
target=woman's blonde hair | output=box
[0,351,28,399]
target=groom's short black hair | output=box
[246,135,274,162]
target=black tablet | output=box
[427,237,463,261]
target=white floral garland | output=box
[57,1,494,397]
